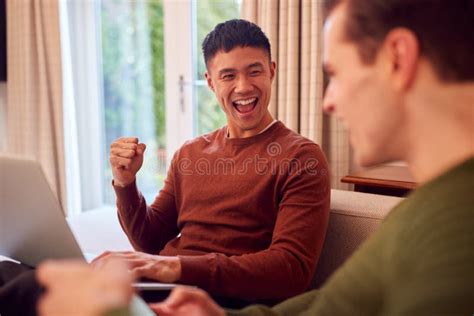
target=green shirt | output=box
[229,158,474,316]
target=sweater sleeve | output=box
[226,289,320,316]
[114,156,180,254]
[178,145,330,300]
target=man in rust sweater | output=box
[95,19,330,305]
[0,19,329,315]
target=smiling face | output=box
[322,3,407,167]
[205,46,276,138]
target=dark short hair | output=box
[202,19,271,67]
[323,0,474,82]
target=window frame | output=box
[61,0,238,213]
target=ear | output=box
[205,71,215,92]
[270,61,276,81]
[383,28,420,91]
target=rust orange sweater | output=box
[114,121,330,301]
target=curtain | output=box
[6,0,67,211]
[241,0,351,189]
[0,83,6,150]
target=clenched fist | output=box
[109,137,146,187]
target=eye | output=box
[221,74,235,80]
[250,70,262,76]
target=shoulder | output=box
[382,165,474,274]
[173,127,226,158]
[272,122,327,165]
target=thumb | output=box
[136,143,146,156]
[148,304,172,315]
[159,287,200,308]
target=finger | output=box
[110,148,136,159]
[91,252,126,268]
[148,303,173,315]
[131,264,154,278]
[100,259,134,281]
[36,260,60,286]
[91,251,114,264]
[116,137,139,144]
[92,251,136,266]
[37,260,88,286]
[161,287,205,308]
[110,142,138,151]
[37,293,55,316]
[136,143,147,155]
[110,156,133,169]
[124,258,149,270]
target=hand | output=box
[37,259,133,316]
[149,287,225,316]
[92,251,182,283]
[109,137,146,187]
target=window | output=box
[163,0,240,157]
[193,0,240,135]
[100,0,164,204]
[61,0,240,214]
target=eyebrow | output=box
[247,62,264,69]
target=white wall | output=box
[0,82,6,151]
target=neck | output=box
[227,113,274,138]
[404,81,474,184]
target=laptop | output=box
[0,155,176,291]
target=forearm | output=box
[178,250,313,300]
[226,306,279,316]
[114,180,178,253]
[177,198,329,299]
[225,290,320,316]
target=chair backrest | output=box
[311,189,403,289]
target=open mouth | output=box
[232,97,258,114]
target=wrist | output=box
[157,256,182,283]
[112,179,133,188]
[168,257,182,282]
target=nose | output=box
[234,75,254,94]
[323,99,335,114]
[322,85,336,114]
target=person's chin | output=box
[355,147,379,168]
[358,149,396,168]
[238,122,259,133]
[231,118,263,135]
[233,110,260,126]
[357,156,375,168]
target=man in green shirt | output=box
[37,0,474,315]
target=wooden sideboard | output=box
[341,165,416,197]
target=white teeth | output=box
[233,98,257,105]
